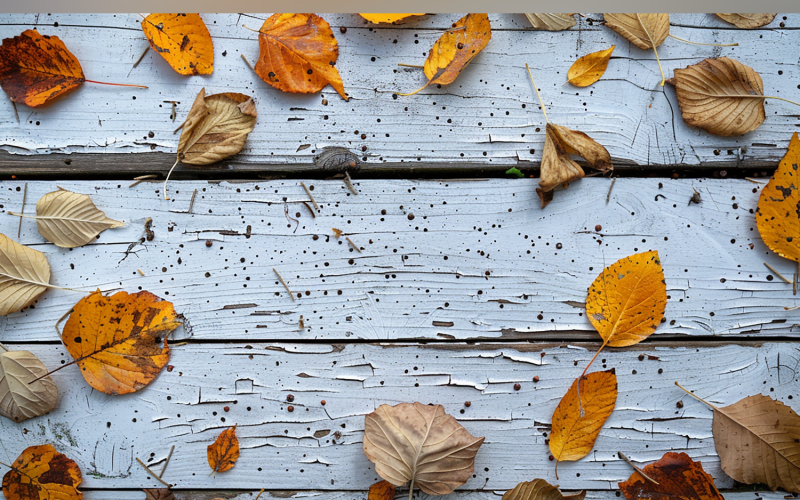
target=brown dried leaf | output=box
[503,479,586,500]
[144,489,175,500]
[603,14,669,49]
[0,348,58,422]
[619,452,723,500]
[524,14,576,31]
[208,425,240,473]
[368,480,396,500]
[363,401,485,495]
[716,13,776,29]
[0,233,53,316]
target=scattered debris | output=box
[688,188,702,205]
[344,171,359,195]
[129,174,158,188]
[273,267,295,301]
[301,181,319,210]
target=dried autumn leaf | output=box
[716,13,776,29]
[524,14,576,31]
[141,13,214,75]
[619,452,723,500]
[9,190,123,249]
[61,289,180,395]
[586,250,666,347]
[503,479,586,500]
[0,233,53,316]
[144,489,175,500]
[603,14,669,50]
[360,14,424,24]
[402,13,491,95]
[549,369,617,468]
[0,29,84,107]
[369,480,396,500]
[668,57,766,136]
[208,425,240,473]
[1,444,82,500]
[567,46,614,87]
[363,402,485,495]
[757,133,800,262]
[0,348,58,423]
[254,14,346,100]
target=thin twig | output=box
[129,174,158,188]
[346,237,362,253]
[17,183,27,239]
[618,451,659,485]
[764,262,791,284]
[136,458,171,488]
[132,46,150,68]
[668,34,738,47]
[796,262,799,296]
[302,201,316,218]
[241,53,254,71]
[274,268,296,301]
[300,182,319,210]
[606,178,616,204]
[745,177,766,184]
[188,189,198,214]
[674,381,719,410]
[11,100,19,123]
[397,63,424,68]
[255,489,265,500]
[159,445,175,478]
[344,171,358,195]
[525,63,548,124]
[138,269,145,276]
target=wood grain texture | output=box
[0,14,799,172]
[0,179,797,342]
[0,341,795,491]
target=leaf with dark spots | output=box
[2,444,82,500]
[141,14,213,75]
[757,133,800,263]
[619,452,723,499]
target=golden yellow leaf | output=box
[61,289,180,395]
[757,132,800,262]
[208,425,240,473]
[619,452,723,500]
[567,46,614,87]
[1,444,82,500]
[549,369,617,464]
[586,250,666,347]
[141,13,214,75]
[360,14,424,24]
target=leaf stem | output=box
[618,451,659,485]
[136,457,171,488]
[163,158,180,200]
[668,34,738,47]
[0,460,13,469]
[635,14,665,87]
[408,481,414,500]
[765,95,800,108]
[84,79,148,89]
[398,80,431,97]
[674,381,719,410]
[525,63,548,124]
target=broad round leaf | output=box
[619,452,723,500]
[0,233,52,316]
[0,349,58,422]
[524,14,576,31]
[716,13,776,29]
[503,479,586,500]
[604,14,669,49]
[756,132,800,262]
[141,13,214,75]
[31,190,123,248]
[2,444,82,500]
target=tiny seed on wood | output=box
[340,27,347,33]
[288,406,294,412]
[513,383,521,391]
[676,401,684,408]
[205,240,212,247]
[533,376,539,382]
[556,243,562,249]
[595,224,602,231]
[464,401,471,407]
[321,400,326,406]
[223,406,230,412]
[287,394,295,402]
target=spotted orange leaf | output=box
[254,14,346,100]
[208,425,240,473]
[757,133,800,263]
[360,14,424,24]
[141,13,213,75]
[619,452,723,500]
[2,444,82,500]
[368,480,396,500]
[61,289,180,395]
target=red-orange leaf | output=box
[368,480,396,500]
[2,444,82,500]
[619,452,723,500]
[208,425,240,473]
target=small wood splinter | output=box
[300,182,319,211]
[129,174,158,188]
[188,188,198,214]
[618,451,660,485]
[17,182,27,238]
[135,457,171,488]
[241,53,255,71]
[344,171,358,195]
[346,236,362,253]
[274,268,296,301]
[764,262,791,284]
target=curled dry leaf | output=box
[716,13,776,29]
[369,480,396,500]
[0,233,53,316]
[524,14,576,31]
[586,250,667,347]
[757,132,800,262]
[0,29,84,107]
[141,13,214,75]
[668,57,765,136]
[62,289,180,395]
[2,444,82,500]
[549,369,617,467]
[0,349,58,423]
[9,189,123,248]
[144,489,175,500]
[503,479,586,500]
[567,46,614,87]
[402,13,491,96]
[603,14,669,50]
[360,14,424,24]
[254,14,346,100]
[208,425,240,473]
[363,402,485,496]
[619,452,723,500]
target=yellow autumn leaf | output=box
[757,132,800,263]
[360,14,424,24]
[567,46,614,87]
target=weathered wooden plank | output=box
[1,14,799,172]
[0,342,796,491]
[0,178,798,342]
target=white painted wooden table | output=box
[0,13,798,500]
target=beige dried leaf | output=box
[363,402,485,496]
[604,14,669,49]
[0,348,58,422]
[503,479,586,500]
[524,14,576,31]
[668,57,765,136]
[716,13,776,29]
[10,190,123,248]
[0,233,53,316]
[178,87,257,165]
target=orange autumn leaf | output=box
[757,132,800,263]
[360,14,424,24]
[2,444,82,500]
[619,452,723,500]
[61,289,180,395]
[549,369,617,467]
[368,480,396,500]
[567,46,614,87]
[208,425,240,473]
[0,29,85,107]
[402,13,491,96]
[141,13,213,75]
[586,250,666,348]
[254,14,346,100]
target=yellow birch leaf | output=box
[567,46,614,87]
[360,14,424,24]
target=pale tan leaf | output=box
[524,14,576,31]
[0,233,52,316]
[668,57,765,136]
[503,479,586,500]
[604,14,669,49]
[716,13,776,29]
[363,402,485,495]
[0,349,58,423]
